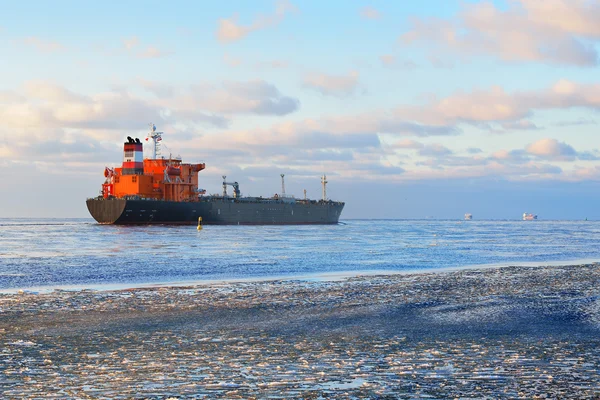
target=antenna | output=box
[321,174,327,201]
[280,174,286,197]
[146,123,163,159]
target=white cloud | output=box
[122,36,139,50]
[555,118,598,127]
[467,147,483,154]
[392,139,424,149]
[216,16,247,43]
[24,81,87,103]
[360,7,381,20]
[396,85,527,125]
[138,46,173,59]
[519,0,600,36]
[137,79,175,97]
[174,80,300,116]
[257,59,289,69]
[419,138,595,177]
[303,71,360,96]
[501,120,541,131]
[395,80,600,127]
[419,143,453,157]
[429,56,454,69]
[122,37,173,58]
[3,75,600,185]
[525,138,577,160]
[402,0,600,66]
[491,149,511,160]
[0,79,301,154]
[379,55,418,69]
[573,166,600,180]
[216,0,297,43]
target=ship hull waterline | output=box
[86,198,345,225]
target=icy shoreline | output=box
[3,257,599,294]
[2,263,600,398]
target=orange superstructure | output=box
[102,132,205,202]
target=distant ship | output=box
[522,213,538,221]
[86,124,345,225]
[464,213,472,220]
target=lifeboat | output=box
[166,167,181,176]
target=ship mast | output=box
[280,174,286,197]
[321,174,327,201]
[146,123,163,159]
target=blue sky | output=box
[1,0,600,219]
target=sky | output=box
[1,0,600,220]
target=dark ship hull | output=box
[87,197,345,225]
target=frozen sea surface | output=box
[0,218,599,291]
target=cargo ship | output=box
[522,213,538,221]
[86,124,345,225]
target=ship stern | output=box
[86,198,127,224]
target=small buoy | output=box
[197,216,203,230]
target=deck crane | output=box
[222,176,241,198]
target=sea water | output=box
[0,218,598,291]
